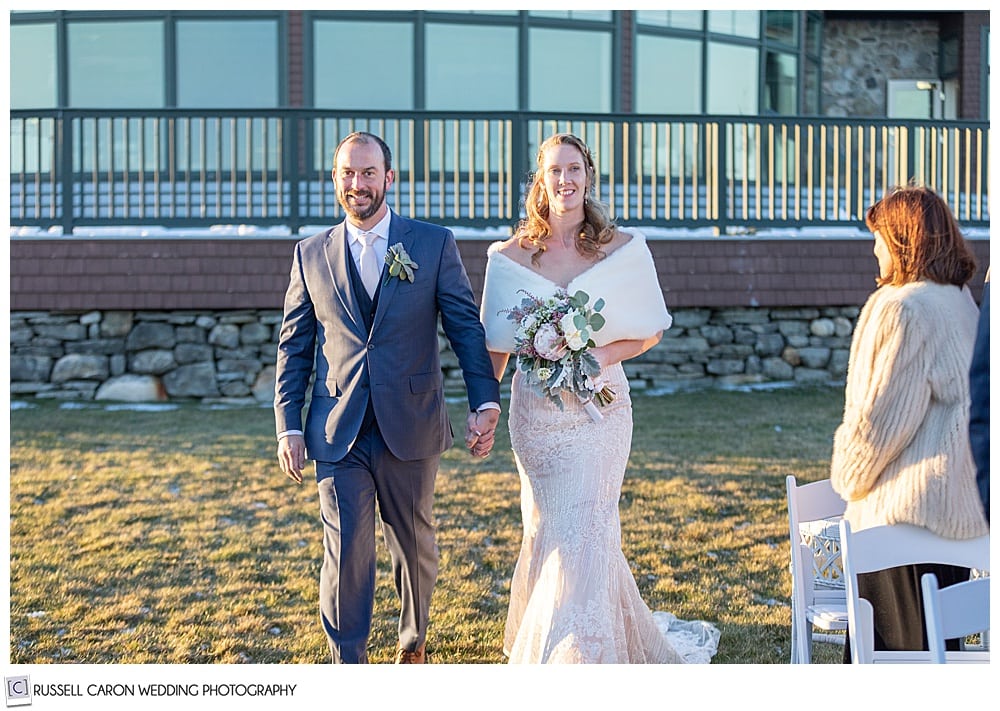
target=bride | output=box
[478,133,720,664]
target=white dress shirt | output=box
[345,209,391,280]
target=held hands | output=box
[465,409,500,458]
[277,433,306,484]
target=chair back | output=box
[785,476,848,663]
[786,476,847,595]
[839,520,990,663]
[921,573,990,664]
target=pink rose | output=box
[533,322,567,361]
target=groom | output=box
[274,131,501,663]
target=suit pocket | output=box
[312,378,339,397]
[409,372,441,394]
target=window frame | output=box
[10,10,287,109]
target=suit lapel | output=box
[370,212,413,334]
[323,224,366,335]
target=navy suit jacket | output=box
[274,212,500,464]
[969,281,989,522]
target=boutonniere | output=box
[384,243,419,285]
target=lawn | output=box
[8,386,846,664]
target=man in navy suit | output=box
[274,132,500,663]
[969,275,989,523]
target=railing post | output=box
[905,122,918,185]
[286,113,300,233]
[715,119,728,235]
[510,113,529,221]
[412,115,426,219]
[59,112,75,234]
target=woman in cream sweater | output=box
[831,185,988,661]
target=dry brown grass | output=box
[8,386,845,664]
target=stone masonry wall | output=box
[822,17,939,118]
[9,306,860,405]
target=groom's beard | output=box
[338,181,387,222]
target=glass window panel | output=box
[635,35,701,113]
[10,116,57,174]
[529,10,612,22]
[764,51,797,115]
[635,11,703,31]
[426,23,517,110]
[708,10,759,39]
[177,19,279,107]
[806,13,822,57]
[67,20,164,107]
[765,11,796,47]
[889,81,938,119]
[313,20,413,110]
[707,42,758,114]
[10,22,57,109]
[529,28,611,112]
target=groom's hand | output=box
[465,409,499,458]
[277,434,306,484]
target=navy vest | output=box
[346,239,382,433]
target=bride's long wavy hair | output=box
[515,133,617,265]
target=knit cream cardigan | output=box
[831,280,988,539]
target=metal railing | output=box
[10,109,990,234]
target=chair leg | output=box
[790,599,813,663]
[799,625,813,664]
[790,599,798,663]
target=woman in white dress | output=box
[478,133,720,664]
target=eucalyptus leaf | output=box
[590,313,605,331]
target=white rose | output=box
[559,312,588,351]
[565,330,587,351]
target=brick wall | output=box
[960,11,989,119]
[11,235,986,313]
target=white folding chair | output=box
[921,573,990,663]
[785,475,849,663]
[839,519,990,663]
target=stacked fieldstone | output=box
[10,306,859,404]
[10,310,283,404]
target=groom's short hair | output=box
[334,131,393,173]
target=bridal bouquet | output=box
[505,288,615,422]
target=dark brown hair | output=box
[865,185,976,287]
[515,133,616,265]
[334,131,392,172]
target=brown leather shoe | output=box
[395,643,426,664]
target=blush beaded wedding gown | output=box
[481,232,721,664]
[503,364,720,663]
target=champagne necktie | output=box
[358,232,381,298]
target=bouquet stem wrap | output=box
[581,397,603,422]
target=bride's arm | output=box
[489,351,510,382]
[591,332,663,370]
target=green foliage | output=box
[8,387,845,664]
